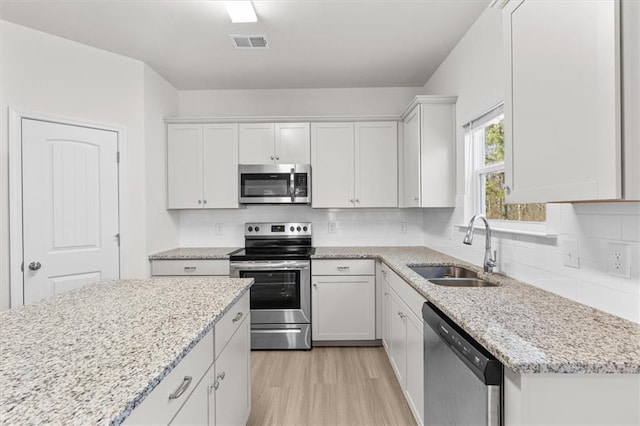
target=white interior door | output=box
[22,119,120,305]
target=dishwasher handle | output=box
[423,302,502,386]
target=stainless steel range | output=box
[229,222,314,350]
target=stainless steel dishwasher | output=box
[422,302,503,426]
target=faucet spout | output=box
[463,214,497,273]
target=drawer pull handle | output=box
[169,376,192,400]
[232,312,243,323]
[337,266,350,271]
[184,266,197,272]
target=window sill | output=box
[454,223,557,239]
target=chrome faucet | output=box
[463,214,497,273]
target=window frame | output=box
[464,104,547,230]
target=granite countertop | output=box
[148,247,239,260]
[0,277,253,425]
[313,247,640,374]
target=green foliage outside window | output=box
[482,121,546,222]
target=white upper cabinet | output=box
[311,122,355,208]
[355,122,398,208]
[502,0,638,202]
[401,97,457,208]
[275,123,311,164]
[239,122,310,164]
[167,123,238,209]
[312,121,398,208]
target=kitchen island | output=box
[0,277,253,425]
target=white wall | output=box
[420,8,640,322]
[143,65,180,271]
[0,21,178,309]
[179,87,422,117]
[179,206,424,248]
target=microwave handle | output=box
[290,167,295,202]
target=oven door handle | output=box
[290,167,295,202]
[231,261,310,270]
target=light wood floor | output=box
[247,346,417,426]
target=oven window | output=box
[241,174,290,197]
[241,270,300,310]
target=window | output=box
[465,104,545,222]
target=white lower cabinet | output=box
[311,259,376,342]
[125,293,250,426]
[384,266,425,426]
[212,313,251,426]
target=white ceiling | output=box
[0,0,489,90]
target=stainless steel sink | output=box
[428,278,498,288]
[409,265,478,279]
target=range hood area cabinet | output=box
[500,0,639,203]
[311,121,398,208]
[400,96,457,208]
[166,123,239,209]
[238,122,310,165]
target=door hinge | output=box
[116,152,120,163]
[114,233,120,246]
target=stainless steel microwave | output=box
[238,164,311,204]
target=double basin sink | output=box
[409,265,498,287]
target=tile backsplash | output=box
[179,206,424,247]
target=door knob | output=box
[28,261,42,271]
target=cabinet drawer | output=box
[215,292,250,359]
[151,260,229,276]
[124,331,214,425]
[312,259,375,276]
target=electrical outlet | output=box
[400,222,407,234]
[607,242,631,278]
[328,221,336,234]
[215,223,223,235]
[562,239,579,268]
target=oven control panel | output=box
[245,222,312,237]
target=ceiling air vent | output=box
[230,34,269,49]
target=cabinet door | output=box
[355,122,398,208]
[405,312,424,426]
[311,275,375,341]
[167,124,203,209]
[403,107,421,207]
[275,123,310,164]
[239,123,275,164]
[214,315,251,426]
[420,103,455,207]
[388,290,407,389]
[311,122,355,208]
[381,279,391,352]
[169,365,216,426]
[504,0,621,202]
[202,124,238,209]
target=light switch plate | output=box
[562,239,579,268]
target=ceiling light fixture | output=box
[224,1,257,23]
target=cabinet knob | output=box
[275,155,280,160]
[414,197,419,202]
[502,184,511,194]
[217,372,226,381]
[203,199,207,204]
[198,200,202,204]
[355,199,360,203]
[270,155,274,160]
[350,199,354,203]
